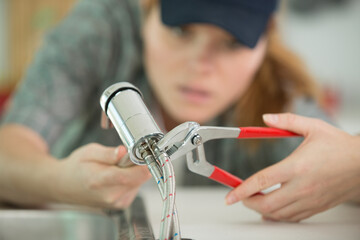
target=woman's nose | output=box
[188,41,216,75]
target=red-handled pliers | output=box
[157,121,300,193]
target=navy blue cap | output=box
[161,0,278,48]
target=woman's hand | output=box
[225,113,360,222]
[57,143,152,209]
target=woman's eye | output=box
[225,39,244,49]
[170,26,190,38]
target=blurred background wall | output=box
[0,0,75,89]
[0,0,76,114]
[0,0,8,89]
[279,0,360,134]
[0,0,359,133]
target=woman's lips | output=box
[179,86,212,104]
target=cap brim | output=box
[161,1,270,48]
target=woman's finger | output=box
[75,143,118,164]
[262,113,328,137]
[97,165,151,187]
[287,211,315,222]
[242,182,297,215]
[114,145,128,163]
[226,159,294,205]
[77,144,128,165]
[262,199,308,222]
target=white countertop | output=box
[140,186,360,240]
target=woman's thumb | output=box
[80,144,127,165]
[262,113,313,136]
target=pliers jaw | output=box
[158,122,241,161]
[157,122,243,186]
[157,121,200,160]
[186,145,214,178]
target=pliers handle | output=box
[157,122,300,191]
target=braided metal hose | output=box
[140,140,181,240]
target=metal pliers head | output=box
[157,122,243,188]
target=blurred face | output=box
[143,7,267,125]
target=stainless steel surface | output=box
[0,196,156,240]
[0,209,117,240]
[100,83,163,165]
[107,196,155,240]
[100,82,143,113]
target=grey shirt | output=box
[1,0,332,186]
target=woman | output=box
[1,0,358,222]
